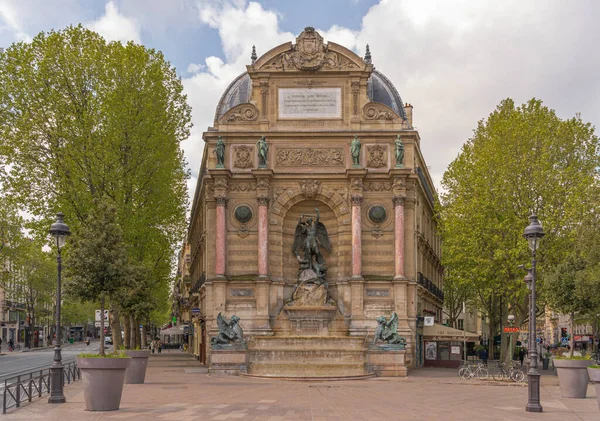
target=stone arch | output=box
[269,188,352,282]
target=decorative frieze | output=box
[366,289,390,297]
[276,148,344,166]
[363,182,392,192]
[230,288,254,297]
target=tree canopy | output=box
[0,25,192,330]
[439,98,600,357]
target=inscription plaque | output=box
[278,88,342,119]
[230,288,254,297]
[366,289,390,297]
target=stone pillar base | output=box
[367,345,407,377]
[208,345,248,375]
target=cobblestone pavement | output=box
[4,353,598,420]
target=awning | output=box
[160,326,185,336]
[423,324,479,342]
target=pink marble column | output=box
[393,195,406,279]
[257,197,269,278]
[351,194,363,279]
[215,197,228,278]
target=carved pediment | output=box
[362,102,401,122]
[218,103,259,124]
[254,27,365,72]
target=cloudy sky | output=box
[1,0,599,199]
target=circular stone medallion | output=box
[234,205,253,224]
[368,205,387,224]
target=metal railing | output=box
[2,361,80,414]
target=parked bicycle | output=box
[492,361,525,382]
[8,342,22,352]
[458,362,489,380]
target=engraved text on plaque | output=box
[278,88,342,119]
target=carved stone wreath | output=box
[367,145,387,168]
[234,146,253,169]
[234,205,253,224]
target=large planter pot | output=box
[553,359,593,398]
[125,350,151,384]
[77,357,131,411]
[587,367,600,410]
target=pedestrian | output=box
[8,338,14,352]
[47,334,51,345]
[157,339,162,354]
[519,348,526,366]
[150,339,155,354]
[0,337,2,352]
[480,347,488,365]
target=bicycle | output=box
[458,362,489,380]
[8,343,21,351]
[492,362,525,382]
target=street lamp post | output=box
[523,214,545,413]
[48,213,70,404]
[508,314,515,363]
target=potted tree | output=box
[545,255,595,398]
[66,201,131,411]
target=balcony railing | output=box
[190,272,206,294]
[417,272,444,301]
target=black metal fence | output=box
[2,361,80,414]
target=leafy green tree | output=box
[0,25,191,338]
[440,98,600,361]
[65,200,128,356]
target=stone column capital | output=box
[257,196,270,206]
[393,195,406,206]
[215,196,229,207]
[351,194,363,206]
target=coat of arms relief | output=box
[260,27,361,71]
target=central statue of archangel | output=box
[292,208,331,281]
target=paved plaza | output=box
[3,354,598,421]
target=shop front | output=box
[423,324,479,368]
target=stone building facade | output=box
[186,28,443,373]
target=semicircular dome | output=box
[214,72,252,121]
[214,69,407,122]
[367,70,407,120]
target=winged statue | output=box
[210,313,244,345]
[292,208,331,280]
[373,312,406,346]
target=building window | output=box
[458,319,464,331]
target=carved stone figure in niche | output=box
[351,135,361,167]
[373,312,406,347]
[256,136,268,168]
[292,208,331,282]
[213,136,225,168]
[211,313,244,347]
[395,135,404,168]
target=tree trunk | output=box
[110,305,122,349]
[123,314,131,350]
[99,295,106,356]
[129,314,136,349]
[569,312,575,358]
[134,318,141,349]
[141,324,147,349]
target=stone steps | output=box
[248,361,368,377]
[249,336,367,350]
[249,348,366,363]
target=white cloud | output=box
[186,62,206,73]
[86,1,140,44]
[0,0,31,42]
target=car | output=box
[104,336,113,345]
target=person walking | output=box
[150,339,155,354]
[519,347,526,366]
[0,337,3,353]
[157,339,162,354]
[480,347,488,365]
